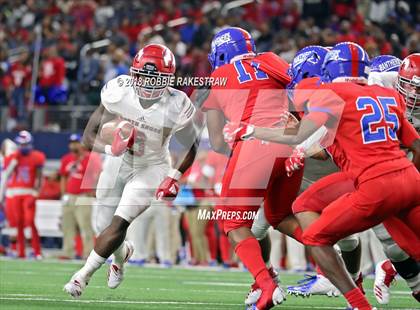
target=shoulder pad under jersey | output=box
[100,75,131,113]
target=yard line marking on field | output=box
[0,296,416,310]
[0,297,241,306]
[182,281,250,287]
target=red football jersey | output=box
[306,82,417,183]
[5,150,45,188]
[203,52,291,126]
[293,76,322,114]
[60,152,102,194]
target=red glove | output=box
[105,126,137,156]
[285,147,305,177]
[155,169,181,201]
[223,122,254,143]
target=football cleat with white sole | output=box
[245,267,279,305]
[107,241,134,289]
[374,260,397,304]
[287,274,340,297]
[247,280,286,310]
[63,273,88,299]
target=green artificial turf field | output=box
[0,259,418,310]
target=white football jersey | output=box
[368,71,398,89]
[101,75,196,167]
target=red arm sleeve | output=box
[398,117,420,147]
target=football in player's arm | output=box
[81,101,201,201]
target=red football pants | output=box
[292,172,354,214]
[302,167,420,250]
[220,140,303,234]
[5,195,41,257]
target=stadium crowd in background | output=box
[0,0,419,130]
[0,0,419,275]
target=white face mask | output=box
[397,75,420,119]
[130,68,173,100]
[368,71,399,89]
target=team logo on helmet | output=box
[212,33,232,48]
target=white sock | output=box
[350,271,360,281]
[406,274,420,292]
[113,241,128,267]
[79,250,106,280]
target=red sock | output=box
[316,265,325,276]
[16,220,26,258]
[235,237,271,283]
[344,287,372,310]
[30,224,41,256]
[292,226,303,243]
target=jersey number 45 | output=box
[356,96,400,144]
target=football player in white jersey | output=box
[64,44,200,298]
[370,53,420,304]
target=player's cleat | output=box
[374,259,397,304]
[245,267,279,305]
[63,273,88,299]
[247,279,286,310]
[161,260,173,268]
[287,274,340,297]
[107,241,134,289]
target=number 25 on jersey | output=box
[356,96,400,144]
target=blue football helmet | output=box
[370,55,402,73]
[322,42,370,83]
[14,130,33,155]
[288,45,329,89]
[208,27,256,71]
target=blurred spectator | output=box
[201,151,235,267]
[127,200,173,267]
[0,47,11,108]
[77,49,101,105]
[10,50,31,122]
[38,171,61,200]
[59,134,101,259]
[103,48,129,82]
[37,46,67,105]
[182,151,211,265]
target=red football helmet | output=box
[397,53,420,118]
[130,44,176,100]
